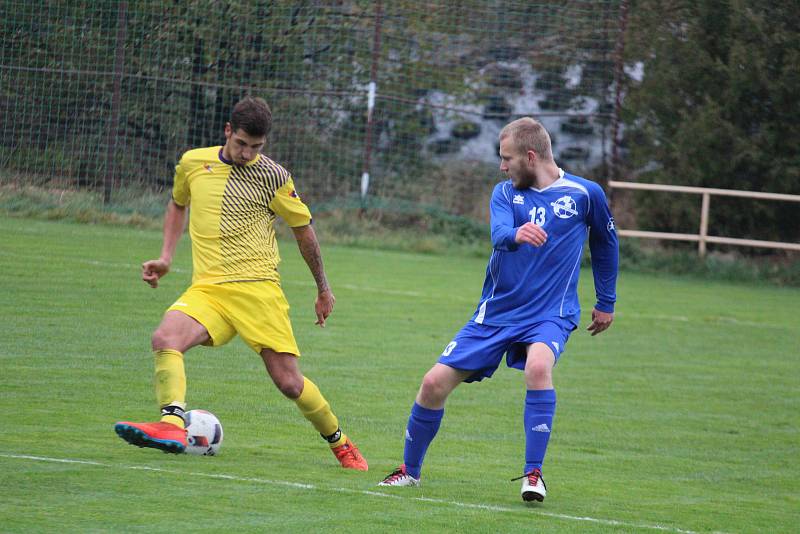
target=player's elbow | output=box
[491,236,518,252]
[168,199,187,211]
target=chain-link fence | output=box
[1,0,624,218]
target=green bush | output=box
[3,181,797,286]
[616,238,800,286]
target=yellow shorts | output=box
[167,280,300,356]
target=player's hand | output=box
[587,308,614,336]
[315,288,335,327]
[514,222,548,247]
[141,259,170,288]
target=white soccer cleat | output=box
[378,464,420,487]
[519,468,546,502]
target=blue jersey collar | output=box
[529,168,565,192]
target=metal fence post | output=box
[610,0,629,182]
[360,0,383,213]
[104,1,128,204]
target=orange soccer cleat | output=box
[331,437,368,471]
[114,421,187,454]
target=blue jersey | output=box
[472,170,618,327]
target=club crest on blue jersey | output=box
[513,194,524,205]
[550,195,578,219]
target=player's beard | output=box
[511,167,535,189]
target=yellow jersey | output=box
[171,146,312,284]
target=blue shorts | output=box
[437,319,576,383]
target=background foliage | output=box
[623,0,800,245]
[1,0,798,252]
[0,2,620,201]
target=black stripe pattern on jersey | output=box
[218,156,289,279]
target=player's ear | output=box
[527,149,537,165]
[224,122,232,139]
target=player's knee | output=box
[263,352,303,398]
[151,329,169,351]
[525,359,552,386]
[419,371,449,404]
[151,328,182,352]
[274,375,303,399]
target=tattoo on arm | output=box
[294,226,329,293]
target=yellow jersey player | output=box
[115,96,367,471]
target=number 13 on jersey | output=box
[529,207,546,225]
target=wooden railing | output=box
[608,181,800,256]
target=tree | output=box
[623,0,800,246]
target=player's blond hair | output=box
[500,117,553,161]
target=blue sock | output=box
[524,389,556,474]
[403,402,444,479]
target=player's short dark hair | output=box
[230,96,272,137]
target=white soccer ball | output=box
[185,410,223,456]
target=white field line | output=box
[0,452,704,534]
[0,249,791,329]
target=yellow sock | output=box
[294,377,346,447]
[154,349,186,429]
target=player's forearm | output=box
[292,225,330,293]
[590,242,618,313]
[160,200,187,264]
[491,223,519,251]
[489,187,520,251]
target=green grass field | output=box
[1,216,798,533]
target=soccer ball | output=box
[185,410,223,456]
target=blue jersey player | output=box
[378,117,619,502]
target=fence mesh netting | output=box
[1,1,623,219]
